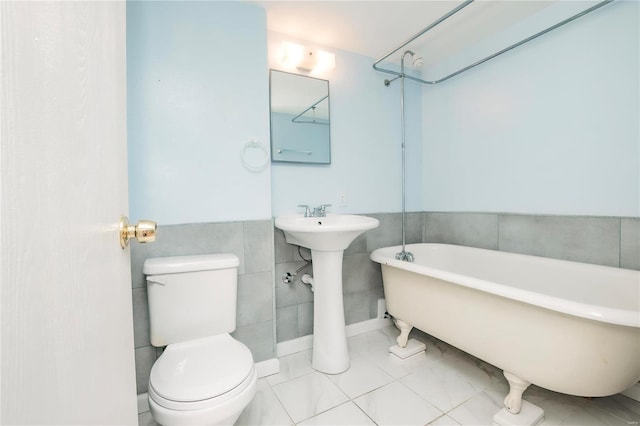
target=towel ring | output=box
[241,139,269,172]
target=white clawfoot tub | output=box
[370,244,640,416]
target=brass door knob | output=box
[120,216,157,249]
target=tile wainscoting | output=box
[275,212,639,344]
[129,213,638,395]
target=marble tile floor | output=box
[139,326,640,426]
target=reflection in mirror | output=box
[270,70,330,164]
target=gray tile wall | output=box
[621,218,640,270]
[274,212,639,345]
[423,212,639,269]
[498,215,620,266]
[130,220,275,395]
[424,212,498,249]
[130,213,638,394]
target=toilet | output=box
[143,254,257,426]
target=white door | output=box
[1,2,138,424]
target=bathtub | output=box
[370,243,640,415]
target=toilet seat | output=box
[148,363,256,412]
[149,334,255,411]
[148,365,257,426]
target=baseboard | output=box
[255,357,280,378]
[137,357,281,414]
[137,393,149,415]
[622,382,640,402]
[276,317,394,357]
[276,334,314,357]
[346,317,393,338]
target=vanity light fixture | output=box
[280,42,335,74]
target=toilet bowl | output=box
[148,334,257,426]
[143,254,257,426]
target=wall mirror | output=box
[270,70,331,164]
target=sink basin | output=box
[275,214,379,251]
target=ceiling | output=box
[252,1,602,73]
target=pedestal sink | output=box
[275,214,379,374]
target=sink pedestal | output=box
[310,250,349,374]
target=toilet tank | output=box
[143,254,240,347]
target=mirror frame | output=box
[269,69,331,165]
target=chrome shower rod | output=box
[373,0,614,85]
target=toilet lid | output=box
[150,334,254,402]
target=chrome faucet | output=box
[298,204,331,217]
[298,204,312,217]
[313,204,331,217]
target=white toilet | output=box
[143,254,257,426]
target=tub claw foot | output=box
[503,371,531,414]
[393,319,412,348]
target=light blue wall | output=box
[127,1,637,222]
[421,1,639,217]
[269,32,422,217]
[127,1,271,224]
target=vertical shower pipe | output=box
[395,50,415,262]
